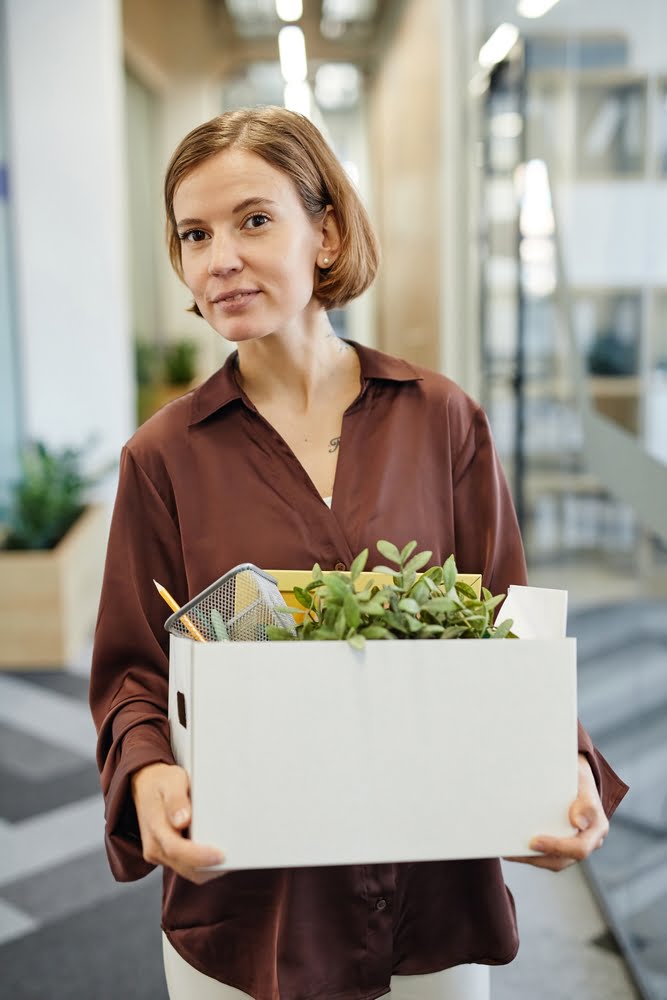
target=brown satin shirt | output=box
[90,342,628,1000]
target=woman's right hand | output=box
[131,762,226,884]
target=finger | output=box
[522,855,575,872]
[159,768,193,830]
[156,833,225,882]
[569,797,607,836]
[504,853,575,869]
[530,827,603,861]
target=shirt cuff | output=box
[577,721,629,821]
[103,719,175,882]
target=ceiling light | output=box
[321,0,376,21]
[517,0,561,17]
[478,23,520,69]
[275,0,302,21]
[278,25,308,83]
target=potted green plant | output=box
[0,441,110,669]
[164,339,198,386]
[267,541,516,648]
[137,338,200,424]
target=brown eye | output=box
[179,229,208,243]
[243,213,270,230]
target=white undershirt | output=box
[321,496,333,508]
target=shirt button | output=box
[334,561,347,571]
[375,897,387,911]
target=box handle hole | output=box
[177,691,187,729]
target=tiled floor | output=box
[0,566,660,1000]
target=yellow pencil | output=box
[153,580,206,643]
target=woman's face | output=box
[173,148,333,344]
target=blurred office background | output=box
[1,0,666,997]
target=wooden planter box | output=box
[0,504,109,669]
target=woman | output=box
[90,107,627,1000]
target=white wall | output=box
[123,0,232,378]
[5,0,133,469]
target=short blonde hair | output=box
[164,107,380,313]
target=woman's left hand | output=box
[505,753,609,871]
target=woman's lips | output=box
[212,290,260,314]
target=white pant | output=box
[163,933,490,1000]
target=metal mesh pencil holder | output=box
[164,564,296,642]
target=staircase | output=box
[572,600,667,1000]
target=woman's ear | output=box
[317,206,341,267]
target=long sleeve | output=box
[89,446,188,881]
[452,406,628,820]
[452,406,528,596]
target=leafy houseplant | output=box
[3,441,94,551]
[164,339,198,386]
[267,540,516,649]
[0,440,110,667]
[136,338,199,425]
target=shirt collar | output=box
[188,340,423,427]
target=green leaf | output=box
[403,550,432,575]
[384,611,410,634]
[419,624,445,637]
[265,625,296,640]
[359,625,394,640]
[363,601,388,616]
[408,580,430,605]
[311,562,323,581]
[322,574,350,599]
[347,633,365,650]
[349,547,369,581]
[400,540,418,562]
[210,609,230,641]
[405,615,423,633]
[483,593,506,612]
[273,604,302,616]
[491,617,514,639]
[335,607,348,638]
[344,591,361,629]
[398,598,421,615]
[376,540,401,564]
[293,586,314,610]
[423,596,458,614]
[311,628,337,641]
[443,554,457,592]
[439,625,468,639]
[455,580,478,601]
[356,586,375,602]
[323,605,339,630]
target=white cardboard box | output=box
[168,586,578,870]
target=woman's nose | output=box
[207,234,243,276]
